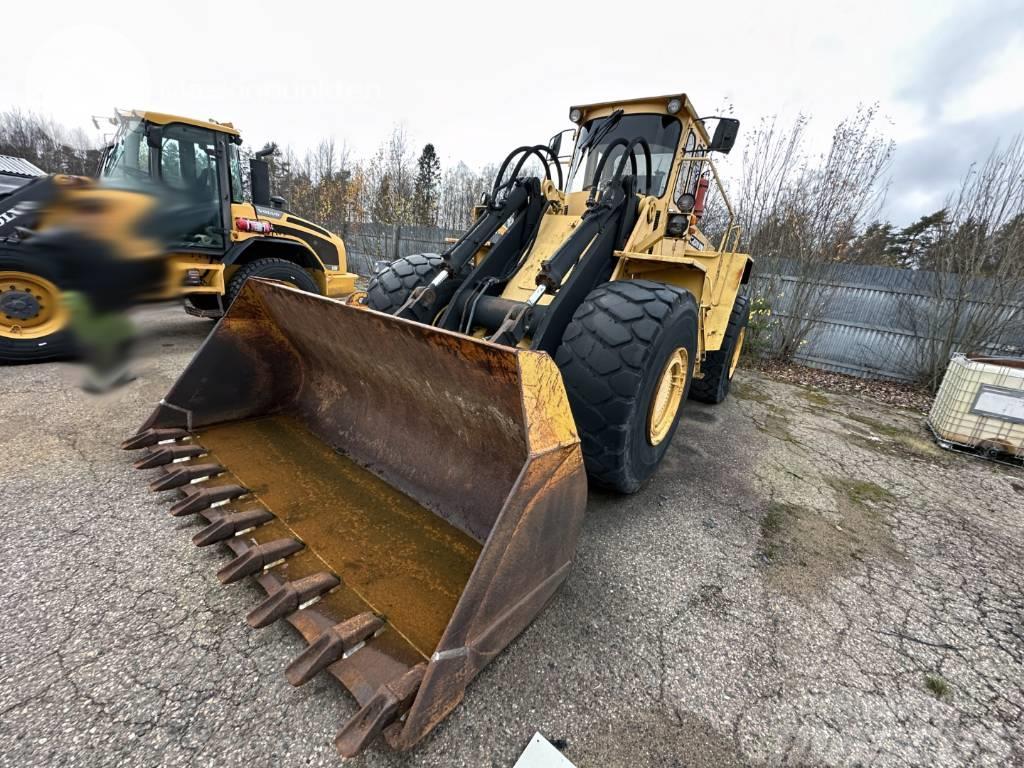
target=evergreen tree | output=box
[891,209,947,269]
[412,144,441,226]
[845,221,897,265]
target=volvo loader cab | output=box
[97,111,356,317]
[0,110,356,362]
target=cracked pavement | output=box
[1,305,1022,767]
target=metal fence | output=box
[750,260,1024,381]
[341,224,1024,382]
[344,223,465,277]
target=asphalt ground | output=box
[2,304,1022,767]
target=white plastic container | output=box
[929,353,1024,460]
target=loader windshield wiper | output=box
[577,109,623,154]
[568,113,682,197]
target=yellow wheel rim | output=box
[0,271,68,340]
[648,347,688,446]
[729,327,746,378]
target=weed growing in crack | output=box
[924,674,950,700]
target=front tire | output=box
[0,250,75,364]
[555,280,699,493]
[364,254,455,323]
[226,258,320,306]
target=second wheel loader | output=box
[123,92,752,757]
[0,111,356,362]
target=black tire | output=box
[226,257,320,306]
[555,280,699,493]
[364,254,456,324]
[0,250,76,364]
[689,295,750,405]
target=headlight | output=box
[569,108,583,123]
[666,214,688,238]
[667,98,682,115]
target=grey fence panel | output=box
[344,223,465,277]
[751,260,1024,381]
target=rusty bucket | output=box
[124,278,587,756]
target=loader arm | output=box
[0,175,57,239]
[398,146,559,323]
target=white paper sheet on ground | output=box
[512,732,576,768]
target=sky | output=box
[2,0,1022,225]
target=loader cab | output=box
[100,112,238,252]
[566,112,682,199]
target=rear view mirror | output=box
[250,158,272,206]
[709,118,739,154]
[548,132,563,157]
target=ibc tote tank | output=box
[928,353,1024,462]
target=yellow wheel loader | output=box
[0,111,356,362]
[124,93,752,757]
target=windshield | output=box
[567,114,682,197]
[100,118,151,186]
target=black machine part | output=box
[0,176,54,241]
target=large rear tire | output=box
[0,250,75,364]
[226,258,320,307]
[555,280,699,493]
[364,254,456,324]
[689,295,749,404]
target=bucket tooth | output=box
[150,462,225,492]
[192,507,274,547]
[246,572,340,628]
[217,538,304,584]
[134,443,206,469]
[121,428,190,450]
[286,613,385,686]
[169,483,248,517]
[335,664,426,758]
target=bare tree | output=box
[898,134,1024,389]
[0,109,101,176]
[360,126,416,225]
[739,107,893,360]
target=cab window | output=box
[158,123,224,249]
[567,114,682,197]
[228,144,244,204]
[673,130,701,205]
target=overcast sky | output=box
[3,0,1022,225]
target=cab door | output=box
[155,123,232,253]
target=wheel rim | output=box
[648,347,688,446]
[729,327,746,378]
[0,271,67,340]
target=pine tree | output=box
[845,221,897,265]
[892,209,948,270]
[412,144,441,226]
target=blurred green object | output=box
[63,291,136,390]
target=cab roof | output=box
[568,93,711,144]
[127,110,241,137]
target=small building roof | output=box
[0,155,46,178]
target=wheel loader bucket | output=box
[124,278,587,757]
